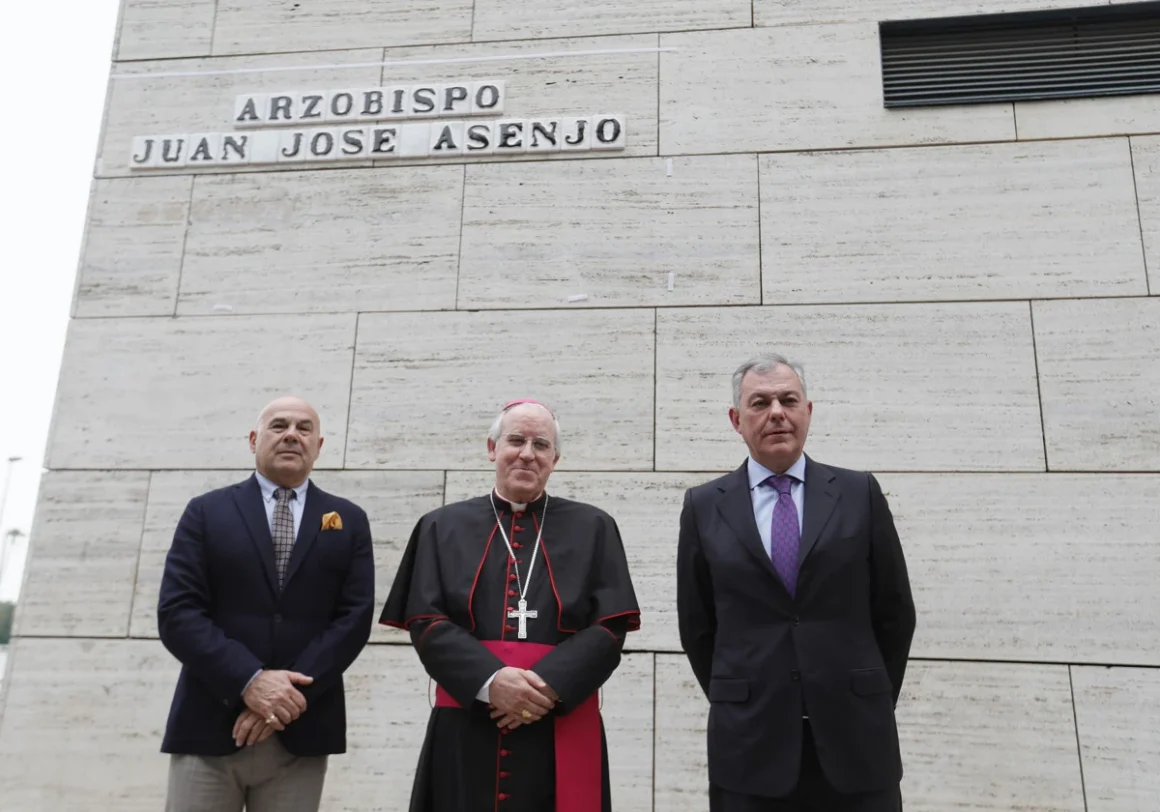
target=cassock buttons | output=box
[512,542,522,549]
[508,573,518,581]
[508,589,517,597]
[505,624,516,633]
[514,511,524,518]
[500,771,512,779]
[501,749,511,757]
[498,793,510,801]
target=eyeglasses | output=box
[503,434,555,454]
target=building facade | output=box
[1,0,1158,809]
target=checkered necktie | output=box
[272,487,296,588]
[765,474,800,597]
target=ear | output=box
[487,437,498,462]
[317,436,325,455]
[806,401,813,416]
[728,407,742,434]
[249,430,258,453]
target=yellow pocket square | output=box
[321,512,343,531]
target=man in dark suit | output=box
[677,354,916,812]
[158,396,375,812]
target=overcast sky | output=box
[0,3,120,601]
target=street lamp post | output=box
[0,456,22,535]
[0,528,26,595]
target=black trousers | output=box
[709,721,902,812]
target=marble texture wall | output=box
[4,0,1159,810]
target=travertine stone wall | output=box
[2,1,1157,809]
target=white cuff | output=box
[476,670,500,703]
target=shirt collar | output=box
[747,454,807,491]
[255,470,309,503]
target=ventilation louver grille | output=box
[880,2,1160,108]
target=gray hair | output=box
[488,401,562,454]
[731,353,808,407]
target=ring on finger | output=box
[521,709,533,720]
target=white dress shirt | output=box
[747,454,806,560]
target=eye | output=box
[533,439,552,451]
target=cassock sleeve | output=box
[528,512,640,712]
[867,473,916,706]
[380,514,506,707]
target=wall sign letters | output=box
[130,80,627,168]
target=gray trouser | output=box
[165,736,328,812]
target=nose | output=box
[518,440,536,460]
[766,400,786,420]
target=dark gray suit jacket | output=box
[677,456,916,797]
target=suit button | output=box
[791,670,801,681]
[792,616,800,626]
[273,613,282,623]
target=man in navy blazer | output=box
[677,354,916,812]
[158,396,375,812]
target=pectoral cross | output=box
[508,599,538,640]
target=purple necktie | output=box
[766,474,800,597]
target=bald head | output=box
[256,396,321,433]
[249,396,324,487]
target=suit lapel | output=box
[233,475,278,595]
[799,456,839,565]
[716,463,782,584]
[283,481,326,588]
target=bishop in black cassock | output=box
[381,399,641,812]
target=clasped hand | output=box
[234,669,313,747]
[487,666,559,731]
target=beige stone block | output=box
[654,654,708,812]
[319,644,432,811]
[46,314,356,470]
[99,50,383,177]
[0,639,176,811]
[116,0,215,60]
[447,471,707,652]
[474,0,749,40]
[371,34,659,164]
[129,470,247,639]
[881,474,1160,666]
[74,176,192,317]
[603,653,655,812]
[1017,96,1160,142]
[177,167,463,315]
[213,0,471,55]
[655,303,1044,472]
[1126,136,1160,295]
[459,155,760,309]
[128,470,445,640]
[1033,298,1160,471]
[898,662,1085,811]
[754,0,1142,26]
[1072,666,1160,812]
[660,25,1015,155]
[347,309,655,470]
[15,472,150,638]
[761,140,1147,304]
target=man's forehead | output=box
[262,405,318,424]
[742,367,804,396]
[502,409,554,435]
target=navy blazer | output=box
[677,456,916,797]
[158,474,375,756]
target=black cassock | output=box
[381,490,641,812]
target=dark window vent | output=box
[880,2,1160,108]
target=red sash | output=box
[433,640,601,812]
